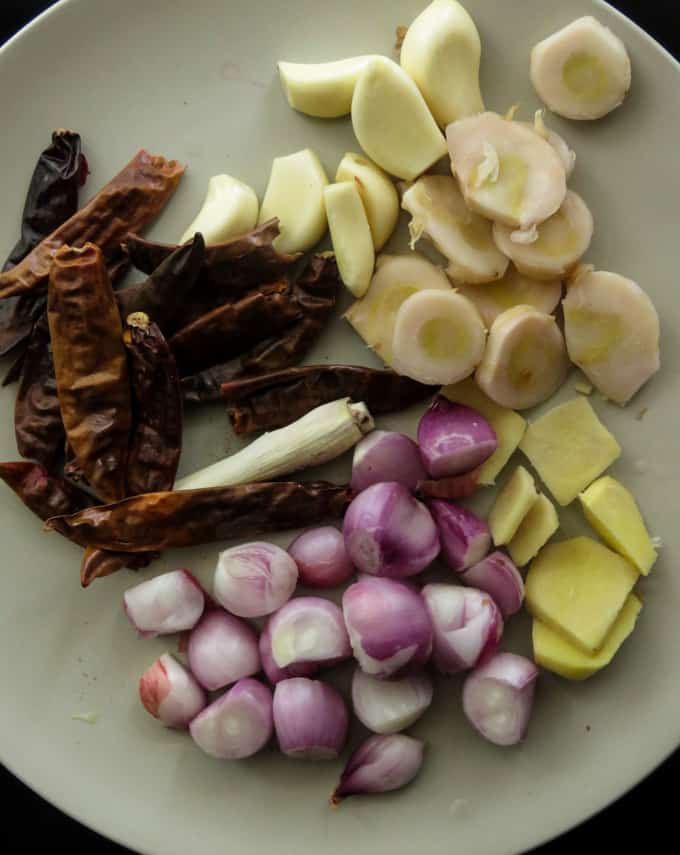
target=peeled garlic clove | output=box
[562,269,659,404]
[530,17,631,120]
[401,175,509,284]
[278,56,380,118]
[324,182,375,298]
[179,175,259,246]
[345,253,452,365]
[351,57,448,181]
[336,153,399,251]
[345,252,451,365]
[400,0,484,127]
[446,112,567,230]
[475,305,568,409]
[391,289,486,386]
[492,190,593,280]
[258,149,328,253]
[456,266,562,327]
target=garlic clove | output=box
[351,57,448,181]
[180,175,258,245]
[324,181,375,297]
[278,56,380,118]
[400,0,484,127]
[335,153,399,251]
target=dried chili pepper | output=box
[48,243,132,502]
[116,234,205,336]
[124,218,297,286]
[124,312,182,495]
[0,461,91,520]
[170,279,303,376]
[221,365,437,434]
[180,254,339,403]
[14,314,65,469]
[0,130,88,358]
[0,150,185,299]
[46,481,351,552]
[79,547,154,588]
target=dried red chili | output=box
[116,234,205,336]
[221,365,437,434]
[181,253,339,403]
[124,312,182,495]
[46,481,351,552]
[169,279,303,376]
[79,547,154,588]
[124,218,298,287]
[0,461,91,520]
[0,149,184,299]
[48,242,132,502]
[14,314,65,470]
[0,130,88,358]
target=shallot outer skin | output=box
[273,677,349,759]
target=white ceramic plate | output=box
[1,1,679,853]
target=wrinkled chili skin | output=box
[124,218,298,285]
[0,150,185,299]
[1,130,88,359]
[48,243,132,502]
[116,234,205,336]
[222,365,438,433]
[170,279,303,376]
[0,461,92,520]
[47,481,352,552]
[124,316,182,495]
[14,314,65,470]
[181,254,339,404]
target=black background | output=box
[0,1,676,852]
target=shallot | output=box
[422,584,503,674]
[461,551,524,617]
[343,482,439,578]
[418,397,497,478]
[123,570,204,638]
[213,542,298,618]
[428,500,491,572]
[332,734,425,803]
[139,654,207,728]
[350,431,427,494]
[462,653,538,746]
[259,620,319,685]
[342,578,433,677]
[187,609,261,691]
[268,597,351,670]
[352,668,433,733]
[189,678,274,759]
[287,527,354,588]
[273,678,349,759]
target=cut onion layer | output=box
[428,500,491,572]
[352,668,433,733]
[268,597,351,670]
